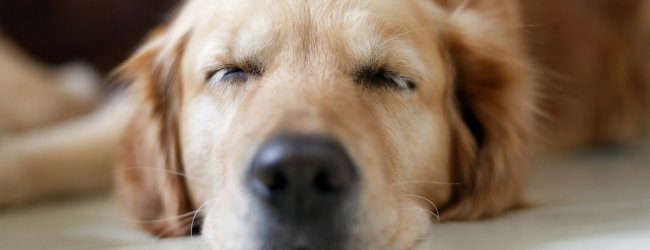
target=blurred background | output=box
[0,1,649,250]
[0,0,184,141]
[1,0,179,73]
[0,2,199,249]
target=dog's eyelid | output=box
[355,67,417,91]
[206,66,237,80]
[205,61,263,84]
[386,73,417,91]
[205,67,246,84]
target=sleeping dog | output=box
[1,0,648,249]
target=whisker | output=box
[121,210,204,224]
[160,215,197,237]
[191,201,210,238]
[399,194,441,218]
[404,206,440,223]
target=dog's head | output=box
[115,0,537,249]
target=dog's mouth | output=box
[255,222,352,250]
[245,133,360,250]
[198,133,422,249]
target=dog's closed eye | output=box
[355,67,416,91]
[206,61,263,84]
[208,67,248,83]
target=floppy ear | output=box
[113,26,196,237]
[439,8,539,220]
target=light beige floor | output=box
[1,142,650,250]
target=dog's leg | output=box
[0,31,102,134]
[0,95,133,206]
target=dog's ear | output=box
[113,26,195,237]
[439,8,539,220]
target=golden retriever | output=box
[1,0,649,249]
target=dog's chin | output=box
[202,207,358,250]
[202,201,433,250]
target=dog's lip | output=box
[291,235,310,249]
[255,222,351,250]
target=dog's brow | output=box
[341,19,426,78]
[351,42,426,81]
[232,16,279,65]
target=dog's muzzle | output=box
[247,134,359,250]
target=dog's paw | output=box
[55,63,102,107]
[0,141,34,207]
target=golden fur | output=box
[114,0,648,249]
[0,0,648,249]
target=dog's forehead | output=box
[185,0,432,73]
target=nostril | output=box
[314,169,332,192]
[255,166,288,192]
[313,168,348,193]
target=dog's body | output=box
[1,0,648,249]
[520,0,650,148]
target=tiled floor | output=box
[2,143,650,250]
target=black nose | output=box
[248,134,358,221]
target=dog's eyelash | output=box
[206,67,248,83]
[206,61,263,84]
[208,68,247,82]
[374,73,416,90]
[355,69,417,91]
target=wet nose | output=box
[247,134,358,221]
